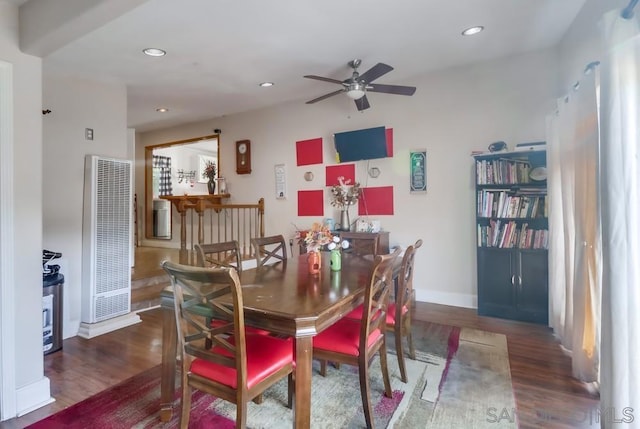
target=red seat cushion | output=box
[190,334,293,389]
[344,305,363,321]
[385,302,408,326]
[211,319,272,336]
[313,318,383,356]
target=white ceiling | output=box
[40,0,588,132]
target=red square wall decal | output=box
[296,138,323,166]
[358,186,394,215]
[386,128,394,157]
[298,190,324,216]
[325,164,356,187]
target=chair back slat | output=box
[195,241,243,272]
[395,239,422,320]
[359,248,401,351]
[251,234,288,266]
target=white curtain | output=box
[599,9,640,428]
[547,69,602,383]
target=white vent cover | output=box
[82,155,132,323]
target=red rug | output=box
[27,322,460,429]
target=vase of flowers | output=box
[202,160,217,194]
[330,178,361,231]
[302,222,334,275]
[327,236,350,271]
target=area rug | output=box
[27,322,517,428]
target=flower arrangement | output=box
[202,160,217,181]
[302,222,334,252]
[330,178,361,209]
[327,235,350,252]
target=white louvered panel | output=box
[94,292,130,322]
[82,156,132,323]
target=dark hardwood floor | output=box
[1,247,599,428]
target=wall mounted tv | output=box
[334,126,391,163]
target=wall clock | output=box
[235,140,252,174]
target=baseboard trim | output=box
[16,377,55,417]
[77,312,142,339]
[64,319,80,340]
[415,289,477,309]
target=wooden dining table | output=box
[158,253,377,428]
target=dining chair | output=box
[251,234,288,267]
[195,241,269,343]
[194,241,242,272]
[312,247,401,429]
[161,261,294,429]
[339,232,380,256]
[344,240,423,383]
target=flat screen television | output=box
[334,126,390,163]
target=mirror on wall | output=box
[144,135,219,240]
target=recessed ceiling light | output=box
[462,26,484,36]
[259,82,274,87]
[156,107,169,113]
[143,48,166,57]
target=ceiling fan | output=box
[304,59,416,111]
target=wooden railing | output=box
[161,195,264,263]
[195,198,264,259]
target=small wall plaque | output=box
[275,164,287,199]
[410,150,427,193]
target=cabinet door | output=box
[477,248,516,318]
[516,250,549,324]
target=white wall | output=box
[139,48,559,308]
[0,0,48,419]
[42,73,128,339]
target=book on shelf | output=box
[475,157,533,185]
[477,221,548,250]
[518,197,530,218]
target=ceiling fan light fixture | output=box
[346,82,365,100]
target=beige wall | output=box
[139,48,559,308]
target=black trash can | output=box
[43,273,63,355]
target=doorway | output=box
[144,134,219,241]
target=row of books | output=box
[477,220,549,249]
[477,191,547,218]
[476,158,532,185]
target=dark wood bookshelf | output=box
[473,150,549,325]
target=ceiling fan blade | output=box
[358,63,393,84]
[367,83,416,96]
[303,75,345,85]
[306,89,345,104]
[354,95,370,111]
